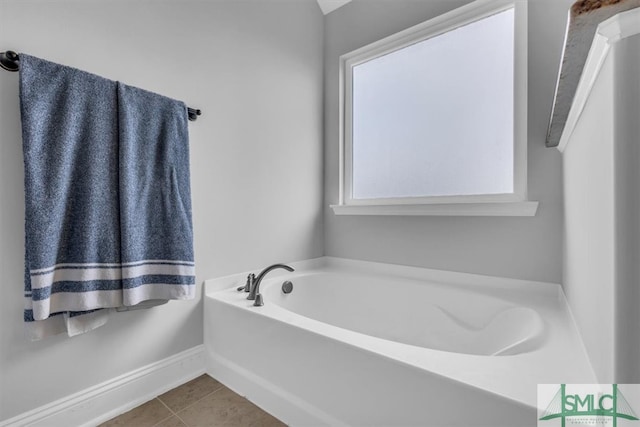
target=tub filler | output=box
[204,258,595,426]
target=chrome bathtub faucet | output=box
[237,273,255,292]
[247,263,295,306]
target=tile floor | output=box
[100,374,286,427]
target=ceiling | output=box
[316,0,352,15]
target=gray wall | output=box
[614,35,640,383]
[323,0,572,283]
[0,0,324,421]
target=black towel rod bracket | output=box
[1,50,202,122]
[0,50,19,72]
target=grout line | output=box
[148,398,180,427]
[175,384,225,414]
[128,379,230,427]
[150,413,175,427]
[156,397,178,416]
[173,411,190,427]
[159,382,227,426]
[154,397,192,427]
[132,381,284,427]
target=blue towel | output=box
[117,82,195,305]
[19,55,195,339]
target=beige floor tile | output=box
[239,405,287,427]
[158,374,223,412]
[176,386,285,426]
[99,399,172,427]
[154,415,188,427]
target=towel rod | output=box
[1,50,202,122]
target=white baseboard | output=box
[1,345,205,427]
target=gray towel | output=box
[20,55,195,339]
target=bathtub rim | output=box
[205,256,563,297]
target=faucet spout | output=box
[247,263,295,302]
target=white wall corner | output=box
[316,0,351,15]
[0,346,205,427]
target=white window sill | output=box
[330,201,539,217]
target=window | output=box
[333,0,537,216]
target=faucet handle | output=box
[237,273,255,292]
[246,274,255,292]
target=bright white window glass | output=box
[351,8,515,200]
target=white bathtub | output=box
[204,257,595,426]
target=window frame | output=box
[333,0,536,216]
